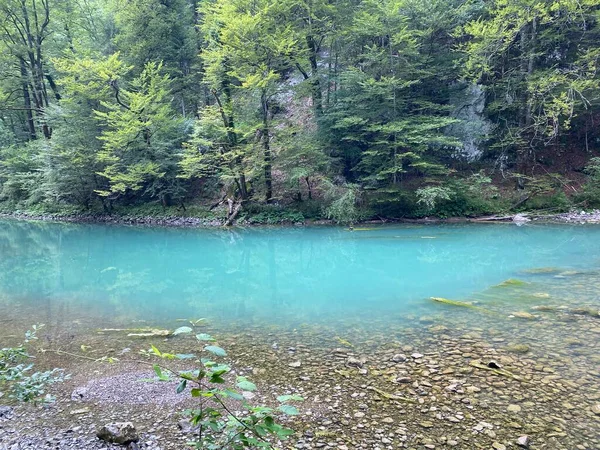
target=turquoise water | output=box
[1,219,599,327]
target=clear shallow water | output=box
[0,219,599,327]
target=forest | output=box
[0,0,599,224]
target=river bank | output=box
[1,295,599,450]
[2,208,600,228]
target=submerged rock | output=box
[391,353,407,363]
[97,422,139,445]
[511,311,537,320]
[346,357,364,368]
[506,344,530,354]
[516,435,531,448]
[495,279,528,288]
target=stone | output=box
[507,404,522,413]
[506,344,530,354]
[591,404,600,415]
[70,408,90,415]
[492,443,506,450]
[511,311,537,320]
[346,357,363,368]
[178,419,200,434]
[288,360,302,368]
[0,406,13,420]
[71,387,89,402]
[97,422,139,445]
[419,421,434,428]
[411,353,424,359]
[516,435,531,448]
[392,354,407,363]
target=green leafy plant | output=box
[144,334,303,449]
[0,325,69,403]
[416,185,454,211]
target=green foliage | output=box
[241,204,305,225]
[145,335,302,449]
[324,183,364,224]
[0,0,598,220]
[578,157,600,207]
[0,325,69,403]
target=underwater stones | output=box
[510,312,537,320]
[507,404,522,413]
[391,353,407,363]
[531,305,557,312]
[522,267,560,274]
[289,360,302,368]
[492,442,506,450]
[591,404,600,415]
[506,344,530,354]
[419,420,434,428]
[411,353,424,359]
[570,307,600,318]
[395,376,412,384]
[96,422,139,445]
[346,357,364,368]
[516,435,531,448]
[495,279,528,288]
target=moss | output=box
[494,278,528,288]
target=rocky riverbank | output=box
[1,286,599,449]
[3,208,600,229]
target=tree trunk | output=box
[261,91,273,203]
[20,60,36,140]
[306,35,322,116]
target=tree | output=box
[462,0,600,171]
[110,0,202,117]
[95,60,188,207]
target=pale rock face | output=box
[447,83,492,162]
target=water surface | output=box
[1,219,599,328]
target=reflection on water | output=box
[0,219,599,328]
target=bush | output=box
[0,325,68,403]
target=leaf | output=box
[236,377,257,392]
[196,333,215,342]
[277,394,304,402]
[278,405,299,415]
[222,389,244,401]
[204,345,227,357]
[176,380,187,394]
[209,373,226,384]
[153,364,162,378]
[191,388,202,397]
[173,326,193,335]
[150,345,162,357]
[175,353,196,360]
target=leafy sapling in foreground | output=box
[0,325,69,403]
[145,332,303,449]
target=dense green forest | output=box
[0,0,599,223]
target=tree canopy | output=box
[1,0,599,222]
